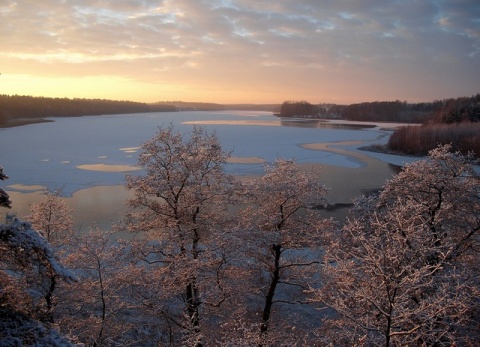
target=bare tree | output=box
[124,125,236,346]
[55,228,149,346]
[313,145,480,346]
[234,159,333,344]
[26,189,73,248]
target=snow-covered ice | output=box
[0,111,423,196]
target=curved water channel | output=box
[302,140,401,199]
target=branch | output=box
[389,324,423,337]
[204,296,228,308]
[279,260,321,270]
[160,310,188,330]
[277,280,308,290]
[272,299,310,305]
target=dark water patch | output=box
[279,118,376,130]
[311,202,354,211]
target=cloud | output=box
[1,0,479,103]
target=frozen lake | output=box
[1,110,419,229]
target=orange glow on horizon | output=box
[0,73,395,105]
[1,1,478,105]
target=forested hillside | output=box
[0,95,176,127]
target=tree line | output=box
[280,96,479,124]
[341,100,437,123]
[279,100,438,123]
[0,95,282,128]
[1,126,479,346]
[0,95,177,126]
[154,101,279,112]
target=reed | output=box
[387,122,480,157]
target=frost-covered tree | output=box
[314,145,480,346]
[0,218,73,280]
[26,189,73,248]
[0,166,12,209]
[124,125,236,346]
[24,190,74,323]
[233,159,333,344]
[0,169,77,345]
[56,228,149,346]
[0,216,77,345]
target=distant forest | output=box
[0,95,281,127]
[280,95,480,124]
[0,95,176,127]
[153,101,280,112]
[280,95,480,157]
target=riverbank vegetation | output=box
[1,125,479,346]
[388,122,480,157]
[387,94,480,156]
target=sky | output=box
[1,0,479,104]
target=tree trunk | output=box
[260,244,282,337]
[186,218,202,347]
[385,313,391,347]
[44,274,56,323]
[186,280,202,347]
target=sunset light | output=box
[1,1,479,103]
